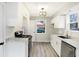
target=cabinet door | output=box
[53,36,58,53]
[51,35,61,56]
[55,37,61,56]
[51,35,57,51]
[54,15,66,28]
[5,39,28,57]
[6,3,18,26]
[53,36,57,51]
[51,35,54,48]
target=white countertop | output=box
[52,34,79,48]
[51,34,79,57]
[5,37,28,57]
[62,39,79,48]
[6,36,29,42]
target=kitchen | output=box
[0,2,79,57]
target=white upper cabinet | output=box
[6,3,19,27]
[6,3,28,27]
[51,15,66,28]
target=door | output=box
[30,19,49,42]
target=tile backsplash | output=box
[52,28,79,40]
[6,27,15,38]
[52,28,65,35]
[68,31,79,39]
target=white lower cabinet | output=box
[4,38,28,57]
[51,35,61,56]
[0,45,4,57]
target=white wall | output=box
[30,18,51,42]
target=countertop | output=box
[5,37,28,57]
[6,36,29,42]
[52,34,79,48]
[62,38,79,48]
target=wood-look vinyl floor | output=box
[30,42,58,57]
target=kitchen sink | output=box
[58,36,70,39]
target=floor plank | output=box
[30,42,58,57]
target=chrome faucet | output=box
[66,31,70,39]
[66,33,71,39]
[66,33,69,39]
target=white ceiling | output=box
[24,2,78,17]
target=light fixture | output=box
[39,8,47,17]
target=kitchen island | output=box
[4,37,30,57]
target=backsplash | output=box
[6,27,15,38]
[52,28,79,40]
[68,31,79,39]
[6,25,24,38]
[52,28,65,35]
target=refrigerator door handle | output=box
[0,42,4,45]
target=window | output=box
[69,10,79,30]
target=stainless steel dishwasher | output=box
[61,41,76,57]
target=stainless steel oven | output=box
[61,41,76,57]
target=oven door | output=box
[61,41,76,57]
